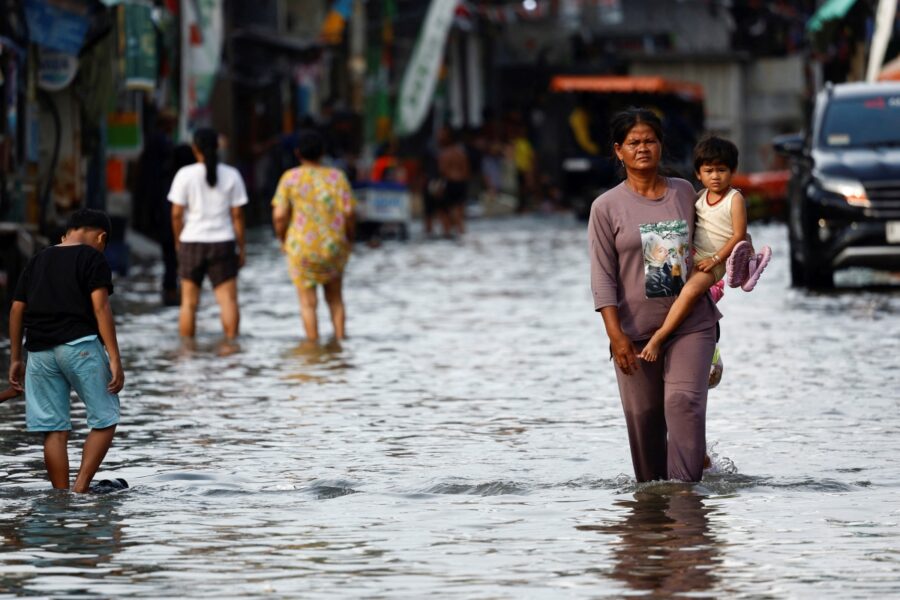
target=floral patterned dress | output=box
[271,165,356,289]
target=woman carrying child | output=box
[589,108,721,482]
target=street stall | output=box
[352,181,411,242]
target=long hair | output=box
[193,128,219,187]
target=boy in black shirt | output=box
[8,209,125,493]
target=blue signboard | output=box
[24,0,90,56]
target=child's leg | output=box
[639,271,717,362]
[44,431,70,489]
[72,425,116,493]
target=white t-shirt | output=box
[167,163,248,243]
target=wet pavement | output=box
[1,216,899,598]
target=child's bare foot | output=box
[0,386,20,403]
[639,338,662,362]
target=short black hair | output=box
[65,208,111,236]
[296,130,324,161]
[693,136,739,172]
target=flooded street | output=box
[2,216,899,598]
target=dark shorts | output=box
[178,241,239,287]
[443,181,467,207]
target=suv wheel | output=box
[799,217,834,290]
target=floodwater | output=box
[1,217,899,598]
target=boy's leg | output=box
[179,279,201,338]
[640,271,717,361]
[44,431,70,489]
[26,348,73,489]
[213,278,240,340]
[296,285,319,342]
[72,425,117,493]
[323,277,346,340]
[61,338,121,494]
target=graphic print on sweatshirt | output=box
[639,220,689,298]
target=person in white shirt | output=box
[168,128,247,340]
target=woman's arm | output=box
[171,204,185,253]
[600,306,638,375]
[231,205,246,268]
[272,204,290,245]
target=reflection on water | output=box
[0,492,126,596]
[578,488,721,597]
[1,220,899,598]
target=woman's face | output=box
[615,123,662,173]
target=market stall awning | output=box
[807,0,858,34]
[549,76,704,101]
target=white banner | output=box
[395,0,458,136]
[866,0,897,82]
[179,0,223,141]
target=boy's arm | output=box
[8,301,26,392]
[91,288,124,394]
[719,191,748,259]
[699,191,749,273]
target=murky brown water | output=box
[2,217,899,598]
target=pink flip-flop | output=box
[726,240,752,288]
[741,245,772,292]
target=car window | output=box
[819,95,900,148]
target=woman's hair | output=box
[693,135,739,172]
[296,130,325,161]
[193,127,219,187]
[610,108,664,146]
[642,232,669,267]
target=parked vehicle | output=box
[774,82,900,289]
[546,75,705,219]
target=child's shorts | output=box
[695,252,726,283]
[25,337,120,432]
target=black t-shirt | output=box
[13,244,114,351]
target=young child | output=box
[639,136,771,361]
[8,208,125,493]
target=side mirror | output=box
[772,132,805,156]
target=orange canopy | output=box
[549,75,704,101]
[878,54,900,81]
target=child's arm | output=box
[8,301,26,392]
[696,191,748,273]
[92,288,125,394]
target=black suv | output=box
[773,82,900,288]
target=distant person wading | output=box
[271,130,357,342]
[167,128,248,340]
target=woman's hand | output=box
[610,331,639,375]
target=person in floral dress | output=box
[272,131,356,342]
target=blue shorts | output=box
[25,337,120,432]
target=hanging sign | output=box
[24,0,90,56]
[37,48,79,91]
[179,0,223,140]
[395,0,458,136]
